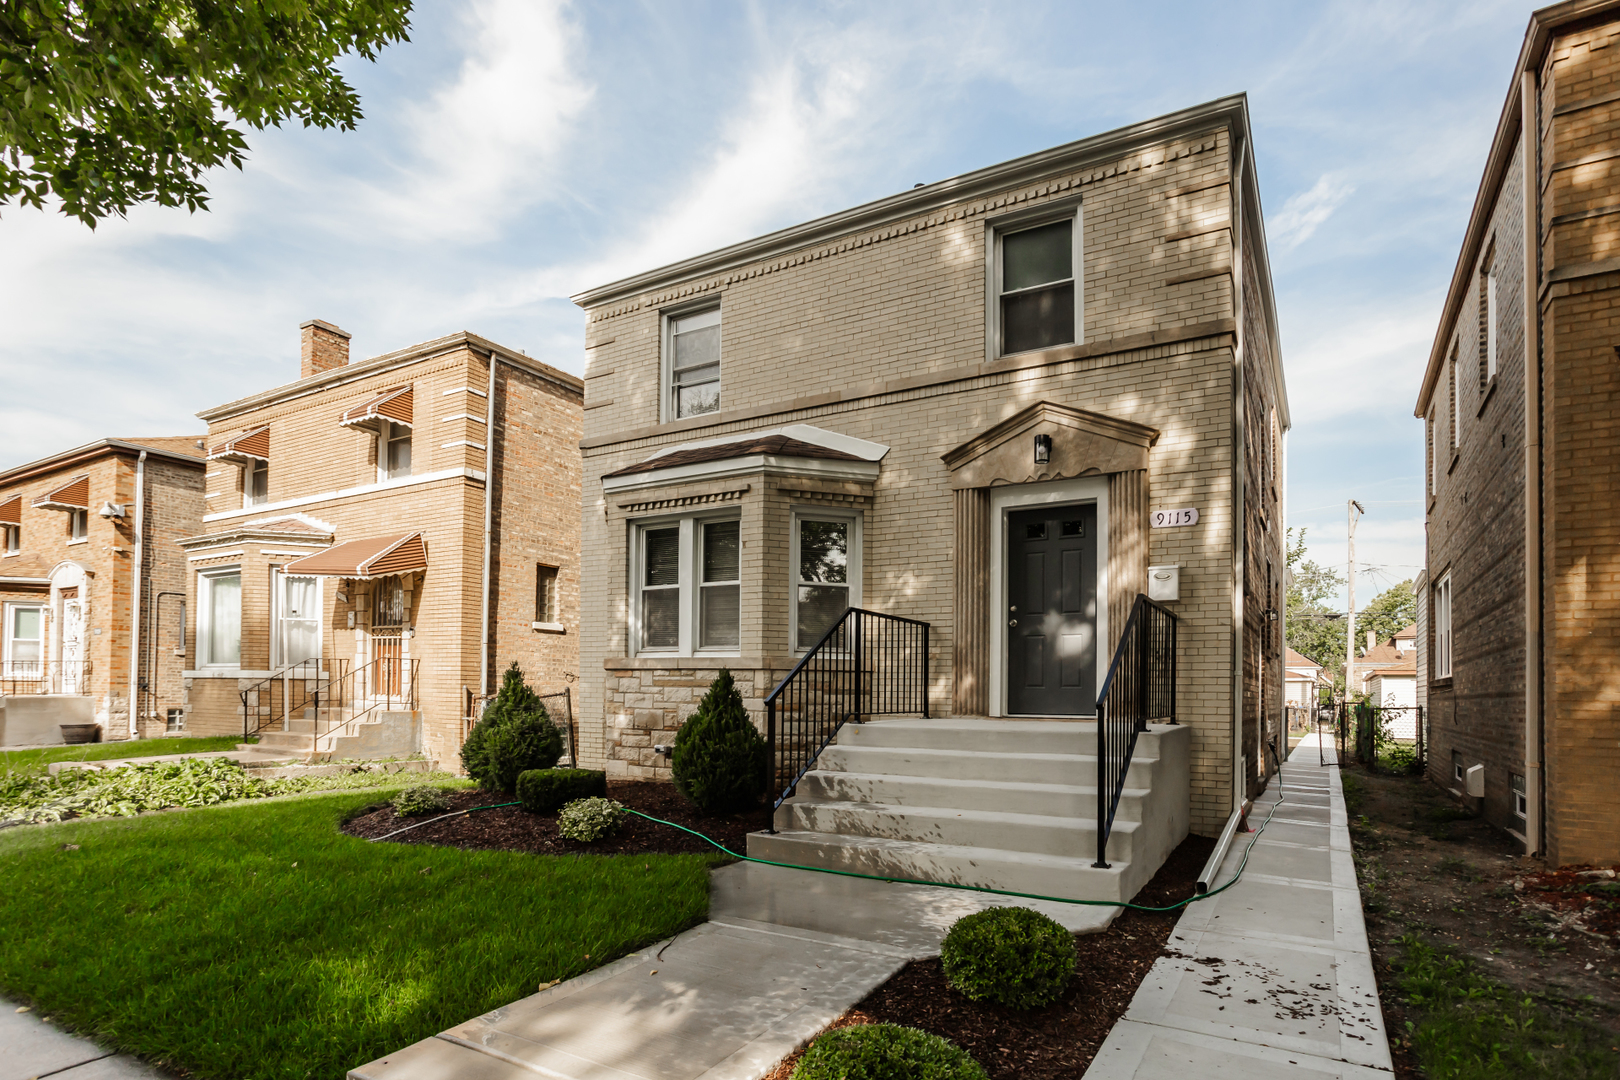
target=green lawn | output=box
[0,788,719,1080]
[0,735,250,773]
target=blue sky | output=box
[0,0,1533,608]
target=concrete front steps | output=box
[748,718,1189,903]
[238,708,422,762]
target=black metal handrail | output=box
[1093,593,1178,869]
[765,607,930,822]
[0,659,93,696]
[316,657,419,745]
[240,661,333,739]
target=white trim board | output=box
[201,467,486,522]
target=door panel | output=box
[1006,503,1097,715]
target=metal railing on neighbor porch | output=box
[0,659,93,696]
[241,662,334,739]
[765,607,930,823]
[315,656,420,745]
[1093,593,1178,869]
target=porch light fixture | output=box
[1033,433,1052,465]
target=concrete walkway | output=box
[0,1000,166,1080]
[350,860,1117,1080]
[1083,734,1392,1078]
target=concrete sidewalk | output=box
[0,1001,166,1080]
[350,859,1117,1080]
[1083,734,1392,1078]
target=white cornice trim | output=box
[601,455,880,495]
[200,467,484,523]
[640,423,891,465]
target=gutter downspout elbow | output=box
[129,450,146,737]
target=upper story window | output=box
[199,567,242,668]
[1427,408,1436,498]
[1447,345,1459,451]
[996,216,1078,356]
[792,510,861,651]
[1433,572,1453,679]
[68,508,88,541]
[2,524,18,554]
[535,564,560,626]
[380,419,412,481]
[245,460,269,508]
[666,306,721,420]
[633,513,740,654]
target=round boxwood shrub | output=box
[939,906,1076,1010]
[671,669,769,815]
[391,784,451,817]
[557,797,625,842]
[517,768,607,814]
[460,662,564,793]
[791,1024,987,1080]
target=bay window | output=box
[199,568,242,667]
[634,513,741,655]
[3,603,42,676]
[274,572,321,668]
[792,511,861,651]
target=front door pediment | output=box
[941,401,1159,490]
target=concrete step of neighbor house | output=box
[747,718,1190,903]
[311,710,422,761]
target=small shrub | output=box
[391,785,451,818]
[460,662,564,793]
[557,797,625,842]
[517,768,607,814]
[791,1024,987,1080]
[671,669,769,815]
[939,907,1076,1010]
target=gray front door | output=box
[1006,504,1098,715]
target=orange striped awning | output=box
[0,494,20,524]
[338,386,413,431]
[208,426,269,464]
[32,475,89,510]
[282,532,426,580]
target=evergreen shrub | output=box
[460,662,564,793]
[790,1024,987,1080]
[939,906,1076,1010]
[671,669,769,815]
[517,768,607,814]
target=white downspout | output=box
[129,450,146,737]
[478,351,498,703]
[1231,132,1250,817]
[1520,70,1544,857]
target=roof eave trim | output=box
[601,455,881,495]
[571,95,1251,310]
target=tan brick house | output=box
[1,437,204,743]
[1417,0,1620,865]
[181,321,582,765]
[572,91,1288,899]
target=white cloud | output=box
[1283,300,1438,426]
[1268,174,1356,250]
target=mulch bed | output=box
[762,832,1217,1080]
[341,781,771,857]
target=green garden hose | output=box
[369,794,1283,914]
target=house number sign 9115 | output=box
[1151,508,1200,528]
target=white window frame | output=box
[661,302,722,424]
[1511,773,1527,819]
[1433,572,1453,679]
[629,510,742,657]
[67,508,88,542]
[2,523,18,555]
[198,566,243,669]
[2,601,44,675]
[378,419,413,482]
[789,508,863,654]
[985,201,1084,361]
[245,460,269,509]
[271,570,322,670]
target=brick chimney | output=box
[300,319,351,378]
[1366,629,1376,652]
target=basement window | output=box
[1511,772,1526,819]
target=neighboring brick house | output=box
[571,93,1289,843]
[180,321,582,765]
[0,437,204,743]
[1416,0,1620,864]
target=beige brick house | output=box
[572,90,1288,886]
[1,437,204,743]
[1417,0,1620,865]
[180,321,582,765]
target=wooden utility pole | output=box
[1346,500,1365,701]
